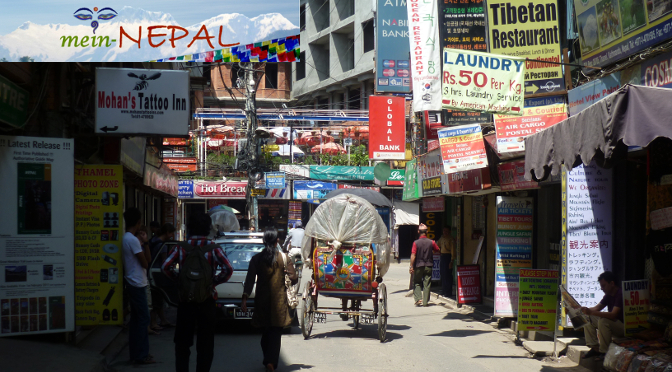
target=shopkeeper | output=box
[580,271,624,360]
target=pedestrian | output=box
[134,226,161,336]
[122,208,155,365]
[150,220,161,238]
[437,226,456,297]
[148,223,176,331]
[580,271,624,360]
[282,221,305,260]
[410,224,440,307]
[241,227,298,372]
[162,212,233,372]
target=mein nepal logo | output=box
[73,7,118,34]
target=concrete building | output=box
[292,0,376,110]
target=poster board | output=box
[457,265,482,304]
[517,269,558,331]
[622,280,650,336]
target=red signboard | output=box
[424,111,443,140]
[457,265,482,304]
[143,164,179,197]
[163,157,198,172]
[494,104,567,153]
[498,160,539,191]
[193,181,247,199]
[163,137,188,146]
[422,196,445,212]
[427,139,439,152]
[447,168,491,193]
[369,95,406,160]
[337,184,381,191]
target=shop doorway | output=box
[185,203,206,237]
[398,225,418,259]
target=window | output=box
[296,52,306,80]
[265,63,278,89]
[363,20,374,53]
[300,4,306,31]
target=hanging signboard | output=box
[369,96,407,160]
[561,162,613,327]
[517,269,558,331]
[423,196,445,212]
[567,72,621,116]
[437,124,488,174]
[417,149,449,196]
[387,169,405,186]
[406,0,442,112]
[457,265,482,304]
[439,0,487,52]
[189,181,247,199]
[0,74,30,129]
[442,49,525,115]
[74,165,124,326]
[448,168,492,194]
[376,0,411,92]
[162,137,188,146]
[143,164,178,197]
[163,157,197,172]
[293,181,337,200]
[265,172,286,189]
[403,159,422,201]
[495,196,534,317]
[178,180,194,198]
[622,280,650,337]
[0,135,75,336]
[494,104,567,153]
[338,184,381,191]
[498,160,539,191]
[310,166,375,181]
[487,0,564,94]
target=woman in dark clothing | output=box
[242,228,298,372]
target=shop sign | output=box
[310,166,375,181]
[517,269,558,331]
[432,254,441,281]
[191,181,247,199]
[120,137,146,176]
[487,0,564,93]
[574,0,672,70]
[457,265,482,304]
[0,135,75,336]
[495,196,534,317]
[498,160,539,191]
[417,149,448,196]
[567,72,620,116]
[279,164,309,178]
[178,180,193,198]
[448,168,491,193]
[561,162,613,327]
[288,201,302,229]
[293,181,337,200]
[162,137,187,146]
[338,184,381,191]
[74,165,124,326]
[424,111,443,140]
[403,159,422,201]
[163,200,177,226]
[423,196,444,212]
[427,139,439,152]
[258,186,290,200]
[143,164,178,197]
[494,104,567,153]
[442,49,525,115]
[525,96,565,108]
[622,280,650,336]
[375,0,411,93]
[437,124,488,174]
[369,96,406,160]
[439,0,486,52]
[265,172,286,189]
[640,51,672,88]
[406,0,442,112]
[163,157,197,172]
[95,68,189,136]
[387,169,405,186]
[251,188,265,197]
[0,74,30,129]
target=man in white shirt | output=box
[283,221,305,259]
[122,207,155,365]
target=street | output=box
[109,261,588,372]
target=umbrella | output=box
[295,131,334,146]
[208,205,241,214]
[324,188,393,207]
[311,142,346,155]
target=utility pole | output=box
[243,62,259,231]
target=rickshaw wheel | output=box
[301,287,314,339]
[378,283,387,342]
[352,300,360,329]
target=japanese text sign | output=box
[437,124,488,174]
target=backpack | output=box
[177,242,218,303]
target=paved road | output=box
[110,261,589,372]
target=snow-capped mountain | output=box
[0,6,299,62]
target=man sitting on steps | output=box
[581,271,624,360]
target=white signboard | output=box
[95,68,190,135]
[0,135,75,336]
[562,162,613,319]
[406,0,442,112]
[279,164,310,178]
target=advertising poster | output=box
[163,157,197,172]
[487,0,564,94]
[265,172,286,189]
[495,197,534,317]
[288,201,302,229]
[575,0,672,69]
[439,0,487,52]
[73,165,124,326]
[163,200,177,226]
[457,265,482,304]
[494,104,567,153]
[406,0,443,112]
[567,72,621,116]
[417,150,449,196]
[640,51,672,88]
[437,124,488,174]
[310,166,375,181]
[376,0,411,92]
[0,135,75,336]
[403,159,422,201]
[517,269,558,331]
[442,49,525,115]
[178,180,194,198]
[293,181,337,200]
[432,254,441,281]
[562,162,613,326]
[369,96,406,160]
[448,168,492,194]
[622,280,650,336]
[498,160,539,191]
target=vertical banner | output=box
[487,0,564,94]
[288,201,302,229]
[369,96,407,160]
[494,104,567,153]
[0,136,75,336]
[376,0,411,92]
[622,280,650,336]
[437,124,488,174]
[74,165,124,326]
[562,162,612,326]
[495,196,533,317]
[403,159,422,201]
[407,0,442,112]
[517,269,558,331]
[457,265,482,304]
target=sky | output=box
[0,0,299,35]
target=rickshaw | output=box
[299,194,391,342]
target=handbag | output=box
[281,252,299,309]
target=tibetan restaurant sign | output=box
[369,96,406,160]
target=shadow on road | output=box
[281,363,315,371]
[472,354,531,359]
[306,328,403,342]
[386,324,411,330]
[426,329,494,337]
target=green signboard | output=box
[517,269,558,331]
[402,159,421,201]
[0,74,29,129]
[309,166,375,181]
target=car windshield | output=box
[220,243,265,271]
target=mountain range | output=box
[0,6,299,62]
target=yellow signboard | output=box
[74,165,124,326]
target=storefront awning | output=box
[524,85,672,181]
[393,200,419,228]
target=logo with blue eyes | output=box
[73,7,118,34]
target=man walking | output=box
[581,271,625,360]
[122,207,155,365]
[438,226,456,297]
[162,212,233,372]
[410,224,440,307]
[283,221,305,259]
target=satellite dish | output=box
[373,162,391,182]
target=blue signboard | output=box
[524,96,566,108]
[293,181,337,200]
[376,207,391,232]
[178,180,193,198]
[567,72,621,116]
[375,0,411,93]
[265,172,286,189]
